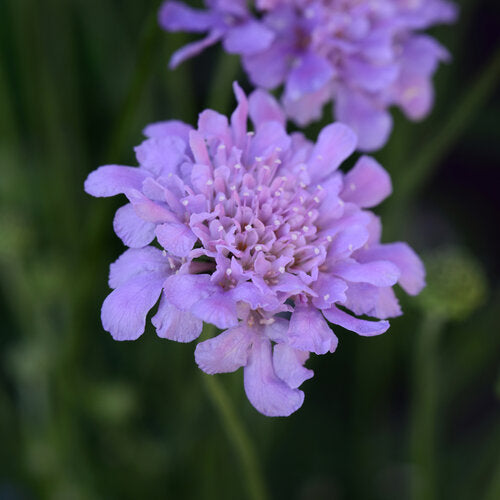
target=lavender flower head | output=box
[84,83,425,416]
[159,0,457,151]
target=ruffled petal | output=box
[273,343,313,389]
[288,304,338,355]
[143,120,192,142]
[244,337,304,417]
[113,203,155,248]
[152,293,202,342]
[195,325,253,374]
[134,136,186,176]
[156,222,198,257]
[190,293,239,329]
[163,273,217,311]
[101,273,164,341]
[108,247,167,289]
[357,243,426,295]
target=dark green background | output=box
[1,0,499,499]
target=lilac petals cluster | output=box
[85,84,424,416]
[160,0,457,151]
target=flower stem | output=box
[410,313,445,500]
[200,347,269,500]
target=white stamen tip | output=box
[182,200,189,206]
[255,156,263,162]
[218,144,226,150]
[313,196,320,203]
[162,250,167,257]
[292,207,299,212]
[226,268,232,275]
[255,245,262,251]
[274,220,281,226]
[206,179,214,186]
[278,266,285,273]
[348,244,353,251]
[308,211,313,217]
[247,131,255,136]
[291,234,298,241]
[245,224,252,231]
[314,248,320,255]
[300,182,307,188]
[317,184,324,190]
[327,235,333,242]
[234,163,242,170]
[218,195,226,201]
[230,185,236,191]
[323,294,330,301]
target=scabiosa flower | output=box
[84,83,425,416]
[159,0,457,151]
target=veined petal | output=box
[163,273,217,311]
[152,294,202,342]
[358,243,426,295]
[248,89,285,128]
[244,337,304,417]
[113,203,155,248]
[101,273,164,341]
[273,343,313,389]
[332,260,400,287]
[108,247,167,289]
[84,165,150,198]
[190,293,239,329]
[156,222,198,257]
[143,120,192,142]
[323,306,390,336]
[288,304,338,355]
[195,325,253,374]
[134,136,186,176]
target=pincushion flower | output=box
[159,0,457,151]
[84,83,425,416]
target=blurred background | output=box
[0,0,499,499]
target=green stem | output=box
[201,327,269,500]
[411,313,445,500]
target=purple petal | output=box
[126,189,178,224]
[323,306,390,337]
[273,343,313,389]
[159,1,217,32]
[341,156,392,208]
[343,283,402,319]
[332,260,400,287]
[152,294,202,342]
[283,83,331,127]
[108,247,167,289]
[195,325,253,374]
[285,52,334,100]
[84,165,150,198]
[223,20,275,55]
[134,136,186,176]
[156,222,198,257]
[342,57,398,93]
[163,273,217,311]
[308,123,357,182]
[143,120,193,142]
[288,304,338,355]
[335,86,392,152]
[190,292,239,329]
[198,109,231,144]
[169,30,223,69]
[248,89,285,128]
[244,337,304,417]
[230,82,249,147]
[101,273,164,341]
[311,274,347,309]
[358,243,426,295]
[242,41,290,89]
[113,203,155,248]
[250,121,291,158]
